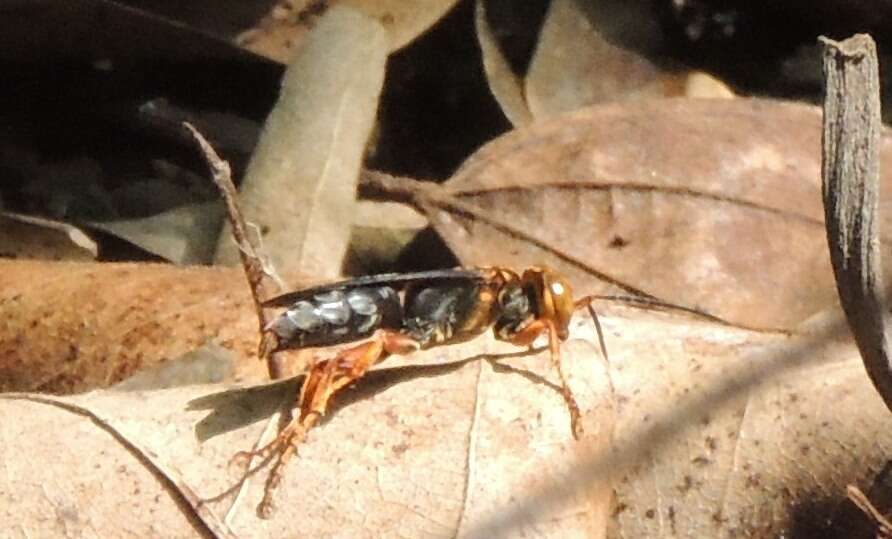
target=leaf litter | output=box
[367,98,892,332]
[2,296,891,536]
[4,3,892,537]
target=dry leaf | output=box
[237,0,461,62]
[682,70,736,99]
[524,0,667,118]
[215,5,388,279]
[605,309,890,537]
[234,1,317,63]
[2,299,889,537]
[87,201,224,265]
[343,0,462,52]
[0,260,267,394]
[404,98,892,330]
[0,212,98,260]
[473,0,533,127]
[1,335,613,537]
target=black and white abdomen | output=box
[267,286,402,349]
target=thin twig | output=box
[820,34,892,413]
[183,123,285,381]
[847,485,892,537]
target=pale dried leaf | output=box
[605,308,890,537]
[88,201,223,264]
[683,70,736,98]
[0,336,613,537]
[525,0,666,118]
[216,5,388,279]
[474,0,533,127]
[234,1,315,63]
[0,211,98,260]
[0,395,235,538]
[238,0,460,62]
[419,98,892,330]
[2,302,890,537]
[344,0,462,51]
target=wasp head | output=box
[522,266,574,340]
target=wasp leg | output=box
[255,330,419,518]
[504,319,583,440]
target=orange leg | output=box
[237,330,419,518]
[504,319,583,440]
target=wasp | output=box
[239,266,607,517]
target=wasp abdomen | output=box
[268,286,402,349]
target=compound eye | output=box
[544,272,574,337]
[525,267,573,339]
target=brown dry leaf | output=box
[0,212,98,261]
[473,0,533,127]
[0,259,268,394]
[215,5,388,279]
[2,300,889,537]
[524,0,669,118]
[1,334,613,537]
[402,98,892,331]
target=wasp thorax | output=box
[498,284,531,321]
